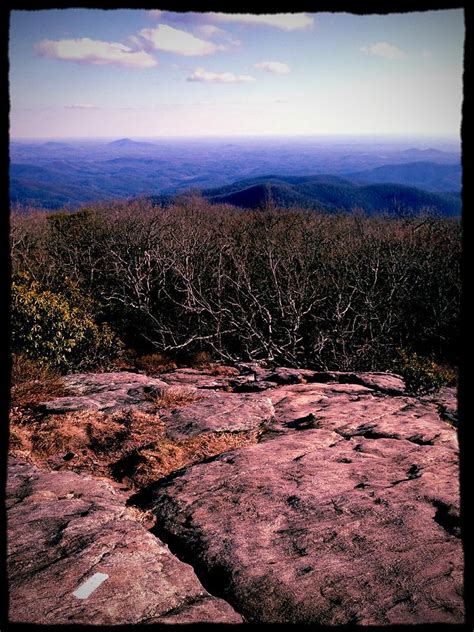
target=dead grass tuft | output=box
[31,412,96,455]
[10,354,66,408]
[9,424,32,454]
[135,352,178,374]
[9,393,258,493]
[86,418,130,453]
[146,385,200,410]
[28,409,163,459]
[113,358,137,372]
[9,407,165,479]
[187,350,213,368]
[208,364,240,377]
[117,429,259,489]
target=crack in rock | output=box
[432,500,461,538]
[7,458,242,624]
[9,368,461,625]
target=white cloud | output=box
[187,67,256,83]
[35,38,158,68]
[421,49,433,59]
[196,24,226,38]
[360,41,406,60]
[139,25,225,56]
[209,12,314,31]
[195,24,242,47]
[254,60,290,74]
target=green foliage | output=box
[11,273,122,372]
[394,349,455,395]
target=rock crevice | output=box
[8,366,462,625]
[6,458,242,624]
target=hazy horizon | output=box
[9,9,464,139]
[10,134,462,148]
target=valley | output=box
[10,137,462,213]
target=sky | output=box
[9,8,465,139]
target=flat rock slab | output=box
[263,367,321,384]
[140,388,463,625]
[6,458,242,625]
[160,391,274,440]
[232,380,279,393]
[40,372,169,414]
[38,368,406,416]
[253,368,406,395]
[268,383,457,450]
[308,371,406,394]
[160,368,238,390]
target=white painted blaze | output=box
[73,572,109,599]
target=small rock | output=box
[232,380,278,393]
[264,367,316,384]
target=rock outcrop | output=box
[8,365,463,625]
[129,372,463,625]
[39,371,169,414]
[160,391,274,440]
[6,457,242,624]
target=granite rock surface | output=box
[7,457,242,624]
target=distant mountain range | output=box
[347,161,461,193]
[9,138,461,212]
[199,175,461,216]
[107,138,156,149]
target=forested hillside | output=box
[201,175,461,216]
[10,138,461,210]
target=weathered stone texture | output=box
[138,377,463,625]
[40,371,169,414]
[161,391,274,439]
[7,458,242,624]
[9,366,463,625]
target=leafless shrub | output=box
[11,202,460,373]
[135,353,177,374]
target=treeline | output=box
[10,197,461,382]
